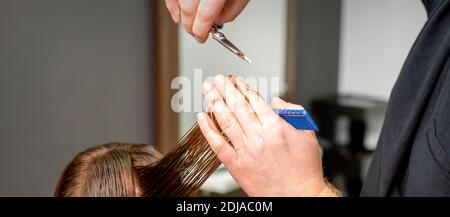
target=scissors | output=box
[209,24,252,64]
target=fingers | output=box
[175,0,249,43]
[166,0,181,23]
[233,77,280,126]
[179,0,227,43]
[270,97,286,109]
[214,75,262,136]
[193,0,226,43]
[271,97,314,136]
[179,0,201,35]
[216,0,250,24]
[197,113,237,167]
[203,82,246,151]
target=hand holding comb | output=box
[139,110,318,197]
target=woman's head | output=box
[56,120,222,197]
[54,143,162,197]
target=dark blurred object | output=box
[311,95,387,196]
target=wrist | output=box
[291,178,341,197]
[317,181,341,197]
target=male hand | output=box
[165,0,250,43]
[197,75,339,196]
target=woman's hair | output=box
[56,77,242,197]
[55,120,222,197]
[54,143,162,197]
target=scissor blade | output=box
[210,27,252,64]
[213,37,252,64]
[239,53,252,64]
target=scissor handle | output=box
[212,24,224,30]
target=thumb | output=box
[271,97,304,110]
[271,96,288,109]
[215,0,250,24]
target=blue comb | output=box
[273,109,319,131]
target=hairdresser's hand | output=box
[197,75,339,197]
[165,0,250,43]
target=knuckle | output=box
[261,111,279,124]
[166,1,178,12]
[225,92,239,107]
[214,144,227,158]
[224,88,235,99]
[264,118,284,135]
[274,128,285,141]
[179,1,195,16]
[235,98,247,110]
[197,8,216,23]
[205,90,219,103]
[248,142,264,157]
[221,118,237,132]
[273,125,283,135]
[180,9,194,18]
[268,132,282,144]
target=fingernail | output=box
[195,34,208,44]
[170,11,179,23]
[197,112,205,121]
[194,36,202,43]
[183,26,193,36]
[203,82,212,92]
[174,10,180,23]
[215,74,225,85]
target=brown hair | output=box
[54,143,162,197]
[55,119,222,197]
[138,121,221,196]
[55,77,248,197]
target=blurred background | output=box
[0,0,427,196]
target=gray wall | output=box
[294,0,341,108]
[339,0,426,100]
[0,0,153,196]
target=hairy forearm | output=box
[318,181,341,197]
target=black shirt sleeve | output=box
[422,0,446,16]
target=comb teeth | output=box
[273,109,319,131]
